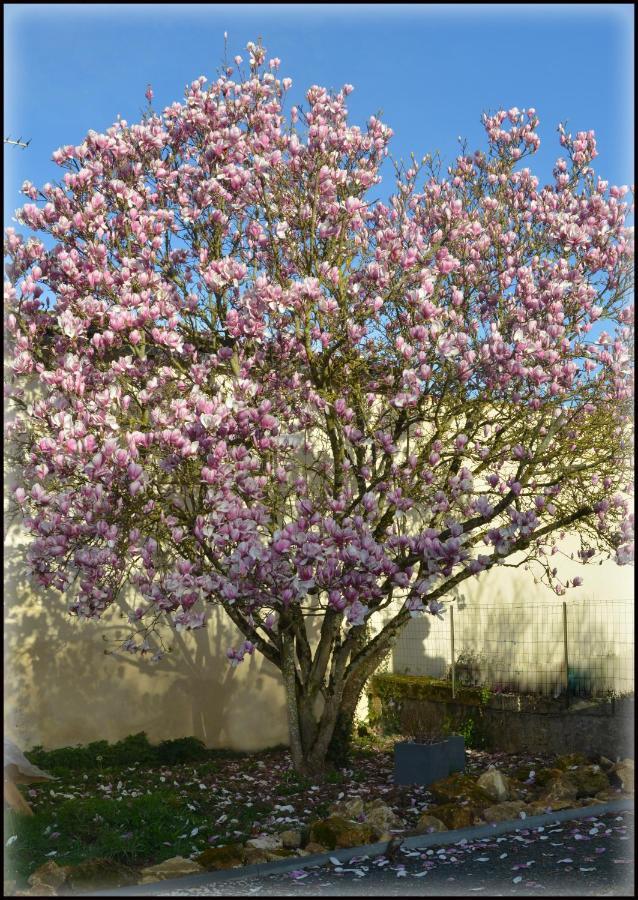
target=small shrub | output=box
[156,736,209,765]
[325,770,344,785]
[455,714,489,750]
[24,732,212,773]
[108,733,156,766]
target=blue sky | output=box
[4,3,634,228]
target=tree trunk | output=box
[281,633,305,773]
[281,620,404,776]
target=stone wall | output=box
[368,674,634,760]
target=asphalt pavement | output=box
[153,809,634,897]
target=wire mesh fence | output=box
[391,598,634,700]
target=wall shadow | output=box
[390,569,634,699]
[4,523,289,752]
[5,512,632,753]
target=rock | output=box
[428,773,492,810]
[529,798,574,813]
[536,765,608,804]
[415,813,448,833]
[25,882,58,896]
[245,834,282,851]
[63,858,137,891]
[568,766,610,798]
[363,803,404,833]
[264,848,298,861]
[280,829,303,849]
[611,759,634,793]
[330,796,364,819]
[376,830,394,842]
[477,770,510,802]
[242,847,272,865]
[598,755,615,772]
[196,844,247,871]
[555,752,588,770]
[547,799,576,810]
[364,798,391,813]
[140,856,204,884]
[425,804,477,829]
[537,768,581,803]
[309,816,377,850]
[506,778,531,801]
[15,887,57,897]
[27,862,69,890]
[21,885,58,897]
[482,801,529,823]
[595,788,621,801]
[534,767,563,788]
[538,781,578,805]
[304,841,328,854]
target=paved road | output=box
[156,811,634,896]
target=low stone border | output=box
[368,674,634,758]
[88,798,634,896]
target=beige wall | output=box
[4,522,289,752]
[3,367,291,752]
[5,372,633,750]
[5,522,634,751]
[390,538,634,696]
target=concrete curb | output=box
[89,798,634,896]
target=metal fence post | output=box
[562,601,570,708]
[450,604,456,700]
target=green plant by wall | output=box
[457,717,476,747]
[378,697,402,735]
[25,733,212,774]
[458,711,491,749]
[369,675,494,750]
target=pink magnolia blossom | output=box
[4,40,633,773]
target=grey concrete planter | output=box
[394,735,465,785]
[447,734,466,773]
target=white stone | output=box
[245,834,282,851]
[331,796,364,818]
[477,769,510,802]
[613,759,634,793]
[140,856,203,883]
[364,804,404,832]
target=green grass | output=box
[5,787,273,884]
[324,770,345,784]
[273,769,313,797]
[4,742,288,886]
[4,734,379,888]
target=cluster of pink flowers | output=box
[4,41,633,661]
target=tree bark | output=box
[280,632,305,773]
[281,614,410,775]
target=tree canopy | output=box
[5,41,634,771]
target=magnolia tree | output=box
[4,42,634,774]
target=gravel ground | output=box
[155,810,634,897]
